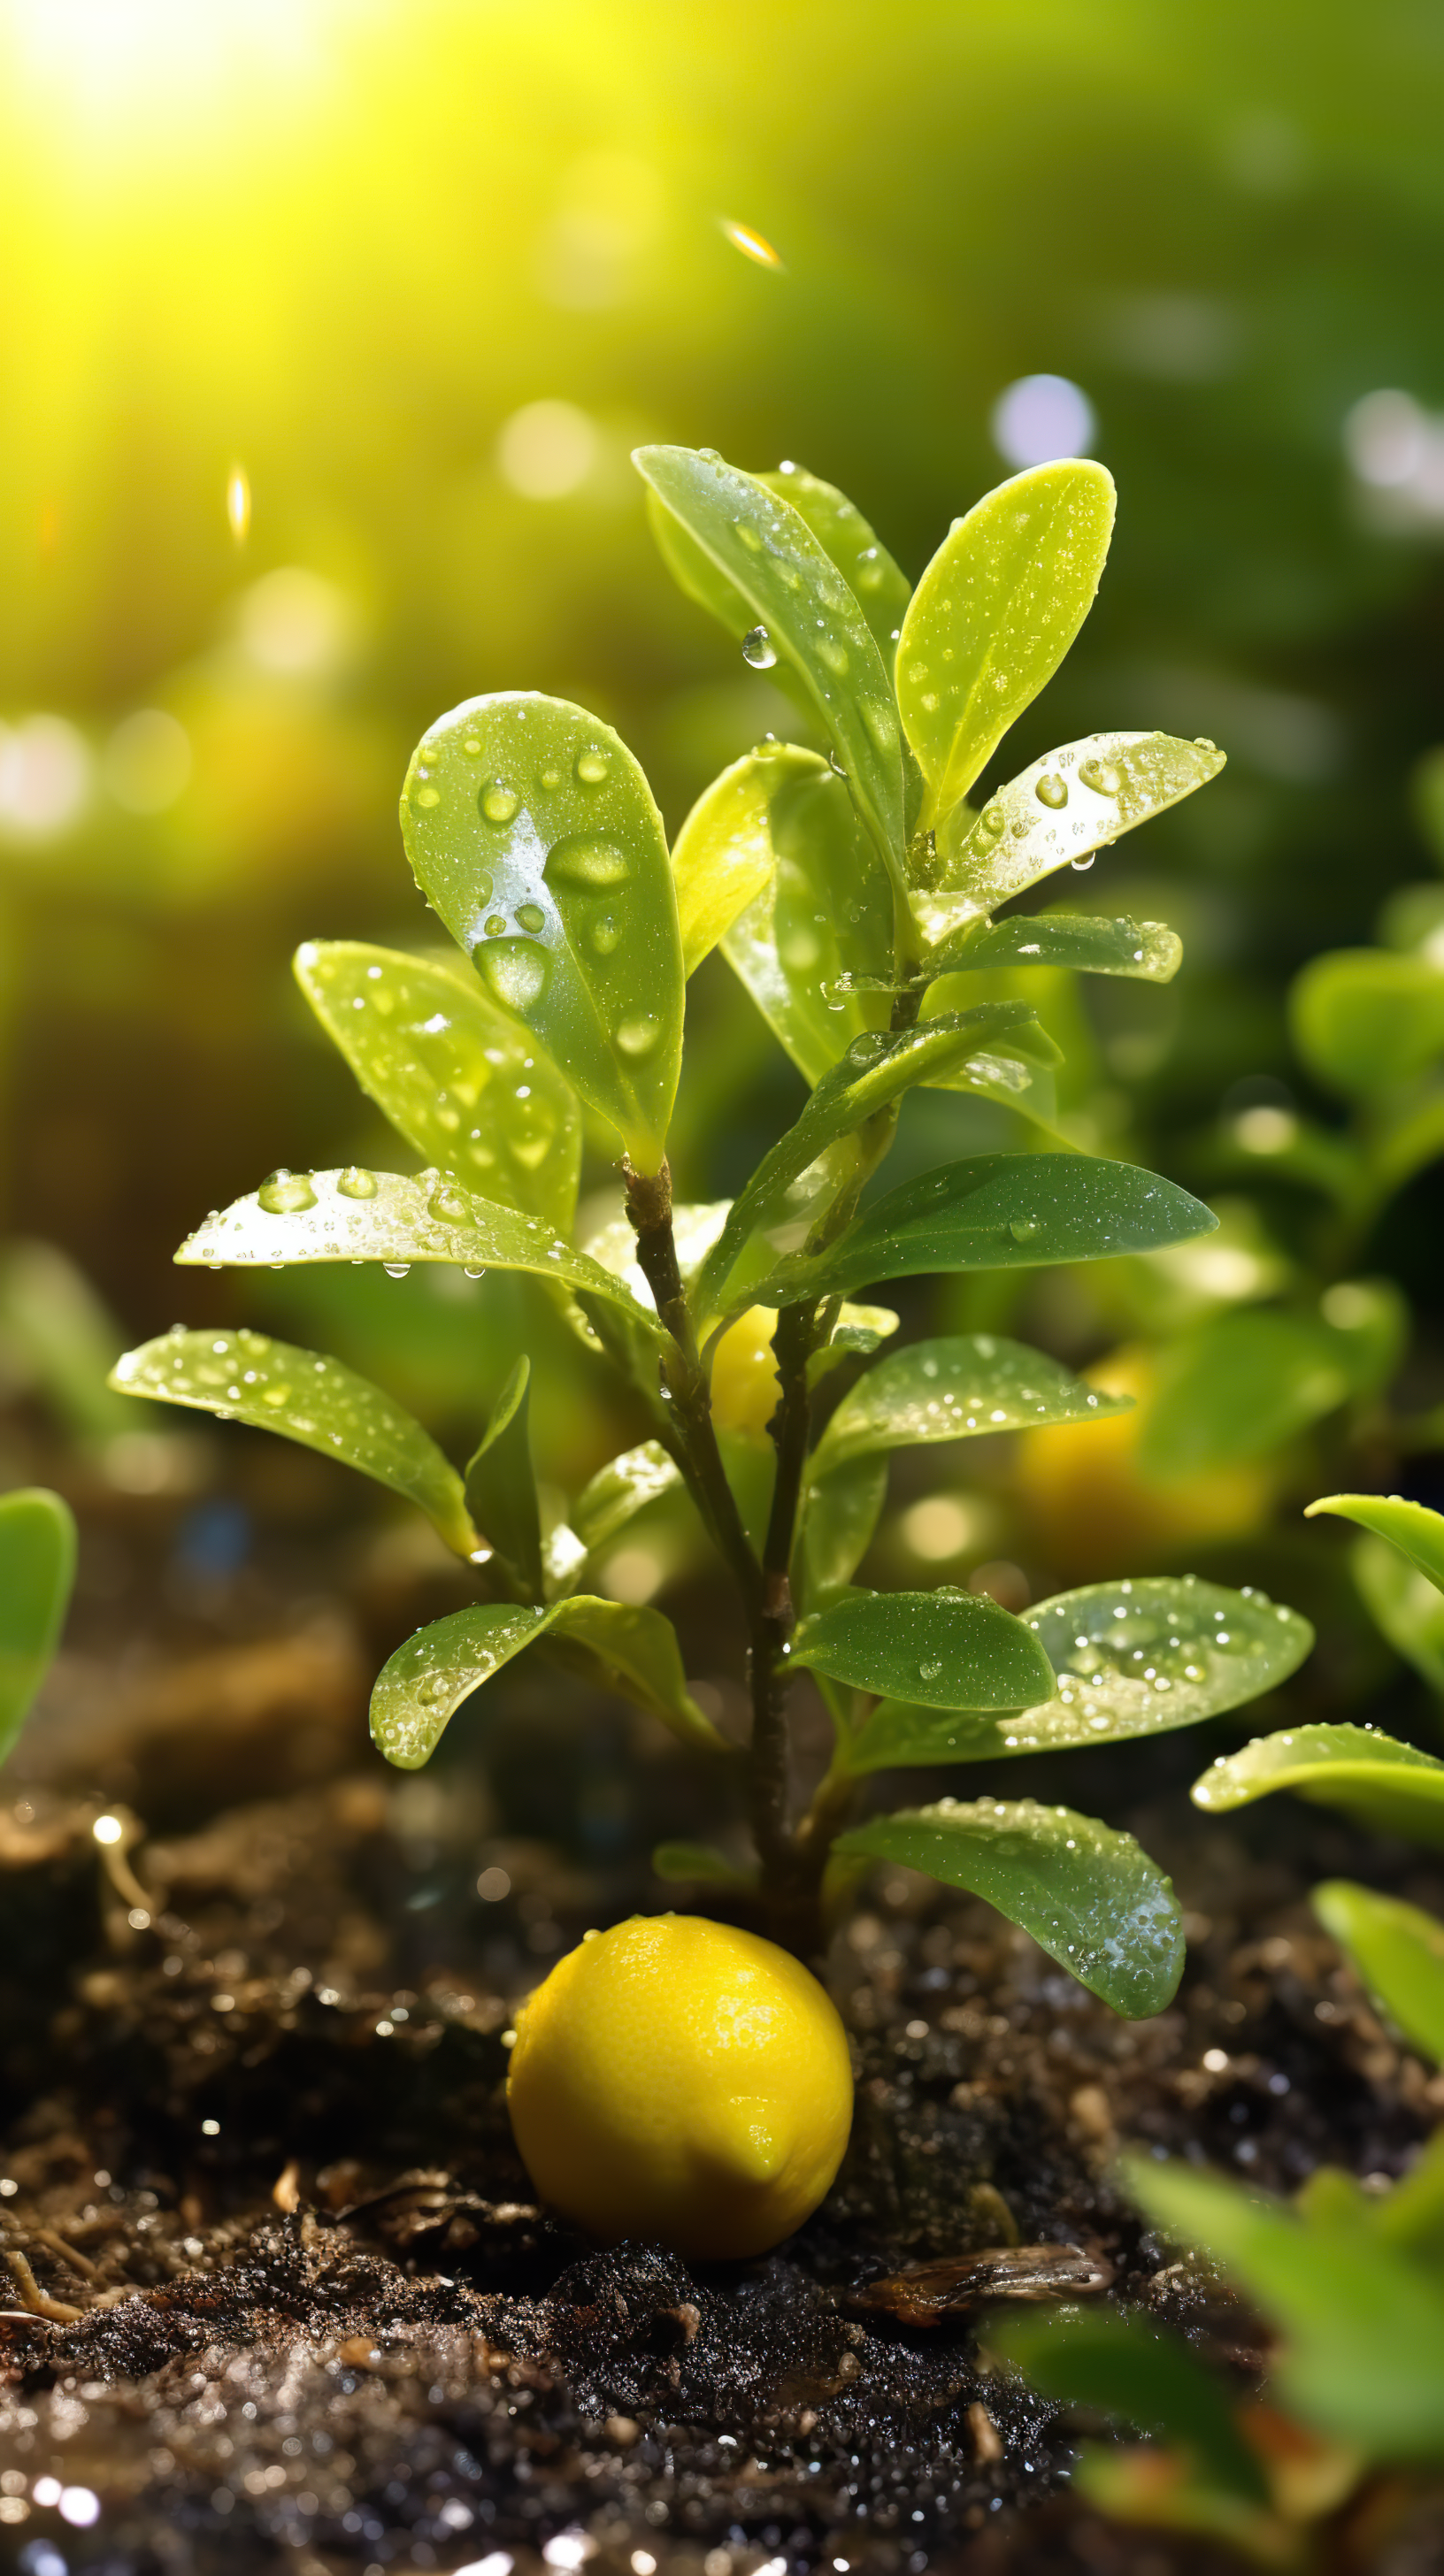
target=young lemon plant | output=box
[111,445,1311,2001]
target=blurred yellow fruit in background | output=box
[709,1304,781,1442]
[507,1914,854,2258]
[1014,1346,1276,1579]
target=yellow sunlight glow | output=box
[4,0,340,126]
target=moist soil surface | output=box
[3,1482,1444,2576]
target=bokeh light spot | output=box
[0,716,90,841]
[991,373,1095,468]
[104,709,191,813]
[236,569,357,676]
[496,401,598,500]
[718,217,784,271]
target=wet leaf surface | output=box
[0,1489,74,1762]
[932,910,1183,982]
[1193,1721,1444,1846]
[792,1588,1054,1711]
[371,1597,725,1767]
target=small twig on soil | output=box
[3,2248,83,2323]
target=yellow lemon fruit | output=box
[708,1305,781,1442]
[506,1913,853,2258]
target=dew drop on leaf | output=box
[258,1169,317,1215]
[480,781,521,824]
[413,786,440,809]
[545,835,632,891]
[741,625,778,670]
[1009,1215,1040,1243]
[515,902,546,933]
[575,749,611,786]
[589,913,621,955]
[337,1166,379,1200]
[1078,756,1122,796]
[1070,853,1096,871]
[478,939,549,1011]
[615,1016,660,1057]
[383,1263,411,1278]
[1035,773,1068,809]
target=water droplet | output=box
[515,901,546,933]
[1009,1215,1040,1243]
[260,1383,291,1408]
[615,1016,659,1057]
[258,1169,317,1215]
[541,767,562,790]
[417,1675,448,1706]
[575,748,611,786]
[1078,756,1122,795]
[741,625,777,670]
[1070,852,1096,872]
[980,801,1007,836]
[477,939,549,1011]
[383,1263,411,1279]
[1034,773,1068,809]
[480,781,520,825]
[918,1660,944,1684]
[337,1166,379,1200]
[462,736,483,756]
[413,786,441,809]
[1194,737,1217,753]
[817,637,849,677]
[463,1264,486,1281]
[545,835,632,892]
[483,913,506,938]
[589,913,621,954]
[472,873,494,907]
[846,1031,887,1065]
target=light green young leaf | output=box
[993,2311,1269,2503]
[370,1594,726,1768]
[111,1326,480,1560]
[174,1169,667,1347]
[1291,948,1444,1097]
[931,911,1183,984]
[791,1586,1054,1709]
[634,446,906,874]
[1312,1880,1444,2066]
[835,1797,1184,2017]
[849,1576,1313,1773]
[294,939,581,1235]
[1307,1491,1444,1596]
[465,1357,543,1600]
[1353,1531,1444,1696]
[572,1441,684,1556]
[670,748,794,978]
[0,1488,76,1763]
[813,1331,1129,1471]
[1138,1292,1406,1478]
[743,1154,1216,1312]
[915,732,1226,944]
[1192,1721,1444,1846]
[895,462,1116,827]
[716,750,898,1081]
[693,1009,1056,1325]
[399,693,683,1172]
[757,463,911,655]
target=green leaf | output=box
[634,445,906,874]
[111,1326,480,1560]
[716,748,898,1083]
[572,1440,684,1557]
[744,1154,1216,1310]
[0,1488,76,1763]
[849,1576,1313,1774]
[1139,1292,1406,1478]
[370,1594,726,1768]
[793,1451,889,1610]
[399,693,683,1171]
[914,732,1226,944]
[1353,1531,1444,1696]
[1126,2154,1444,2460]
[993,2311,1268,2503]
[812,1331,1130,1471]
[1192,1721,1444,1847]
[834,1798,1184,2017]
[693,1009,1056,1324]
[294,939,581,1235]
[1312,1880,1444,2065]
[758,463,911,654]
[465,1357,543,1599]
[931,910,1183,984]
[174,1169,667,1346]
[791,1586,1054,1709]
[895,462,1116,826]
[652,1842,757,1889]
[670,748,789,978]
[1307,1490,1444,1595]
[1291,948,1444,1097]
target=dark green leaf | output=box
[1353,1531,1444,1696]
[849,1576,1313,1772]
[915,732,1226,945]
[1313,1880,1444,2065]
[1291,948,1444,1097]
[399,693,683,1170]
[370,1594,726,1767]
[572,1441,683,1557]
[634,445,906,874]
[812,1331,1129,1471]
[465,1357,543,1599]
[993,2311,1268,2502]
[652,1842,756,1889]
[744,1154,1216,1309]
[1307,1490,1444,1595]
[1140,1295,1406,1477]
[835,1798,1184,2016]
[111,1326,480,1560]
[793,1452,888,1610]
[294,939,581,1236]
[174,1169,667,1346]
[931,911,1182,983]
[1192,1721,1444,1846]
[0,1488,76,1763]
[791,1587,1054,1708]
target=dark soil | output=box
[4,1468,1444,2576]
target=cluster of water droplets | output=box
[376,1609,548,1767]
[1010,1577,1301,1752]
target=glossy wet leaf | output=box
[1353,1531,1444,1697]
[1290,948,1444,1097]
[693,1009,1056,1324]
[744,1154,1215,1310]
[930,911,1183,984]
[175,1169,667,1347]
[0,1488,76,1763]
[1307,1491,1444,1595]
[915,732,1226,944]
[793,1452,889,1610]
[835,1798,1184,2017]
[716,749,897,1082]
[791,1587,1054,1709]
[804,1302,899,1392]
[895,462,1116,827]
[1139,1293,1405,1478]
[757,462,911,655]
[849,1576,1313,1773]
[572,1441,684,1556]
[399,693,682,1171]
[370,1595,725,1768]
[635,446,906,873]
[1192,1721,1444,1846]
[813,1332,1129,1471]
[670,749,789,977]
[993,2311,1268,2503]
[294,939,581,1235]
[111,1327,480,1560]
[1312,1880,1444,2065]
[465,1357,543,1600]
[1127,2155,1444,2460]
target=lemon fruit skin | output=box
[506,1914,854,2258]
